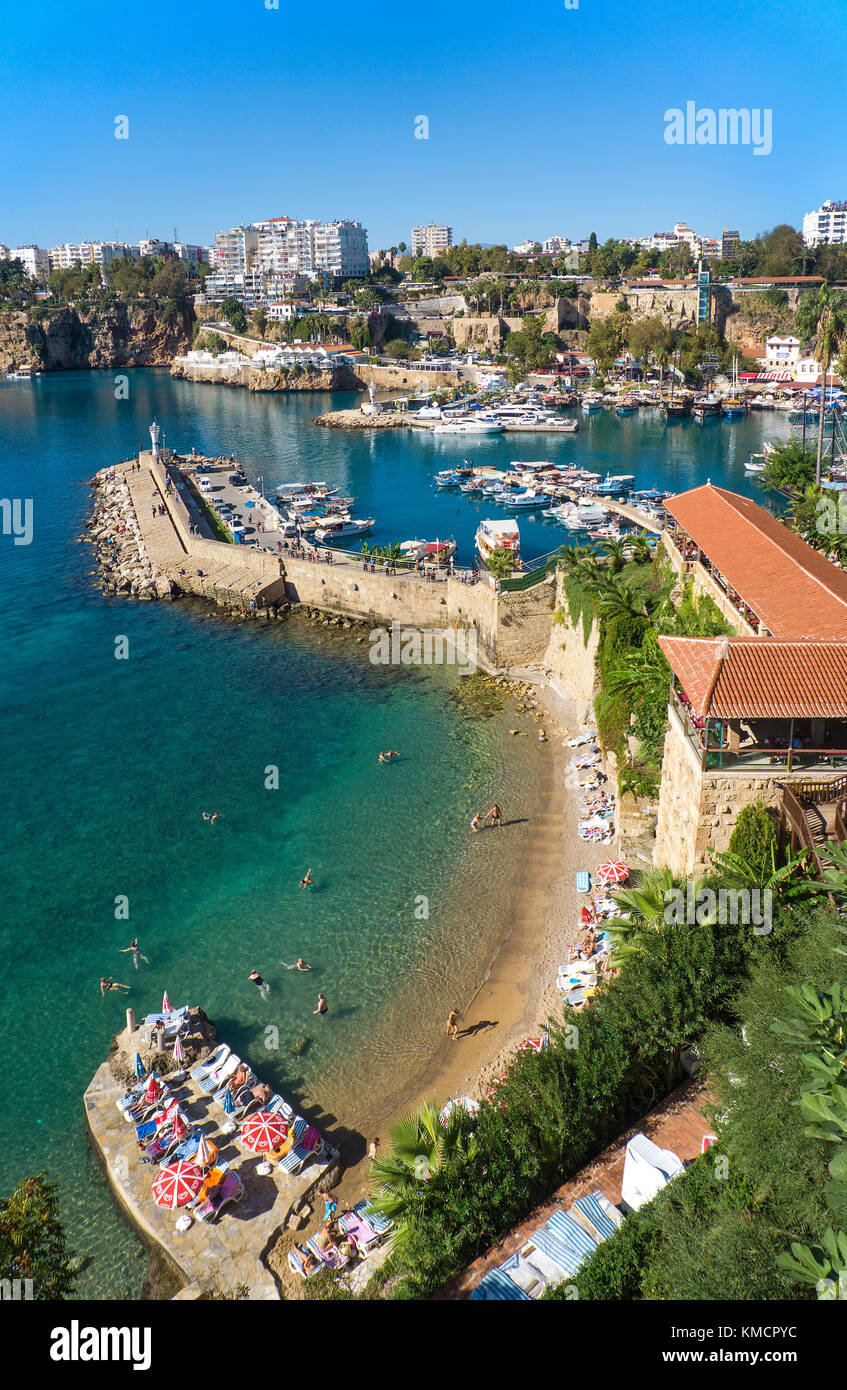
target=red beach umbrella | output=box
[172,1034,185,1064]
[151,1160,204,1209]
[240,1110,288,1153]
[595,860,630,886]
[170,1112,188,1142]
[162,990,173,1013]
[195,1134,217,1169]
[144,1075,163,1104]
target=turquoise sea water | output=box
[0,371,792,1298]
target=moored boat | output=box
[475,518,521,569]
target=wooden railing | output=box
[780,785,823,877]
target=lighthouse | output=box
[149,420,161,458]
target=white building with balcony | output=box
[802,200,847,247]
[412,223,453,257]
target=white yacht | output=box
[432,418,504,435]
[313,516,375,542]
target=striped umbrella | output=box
[144,1075,163,1104]
[172,1035,185,1065]
[162,990,173,1013]
[240,1109,288,1153]
[195,1134,216,1169]
[152,1160,203,1209]
[134,1052,146,1078]
[595,860,630,887]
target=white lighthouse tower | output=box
[149,419,161,458]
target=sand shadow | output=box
[458,1019,498,1038]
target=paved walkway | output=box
[435,1077,713,1299]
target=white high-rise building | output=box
[0,245,50,281]
[802,200,847,247]
[411,223,453,257]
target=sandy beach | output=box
[328,674,616,1213]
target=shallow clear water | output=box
[0,371,792,1297]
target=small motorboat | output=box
[745,453,767,474]
[313,516,375,542]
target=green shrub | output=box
[727,801,778,877]
[545,1201,662,1300]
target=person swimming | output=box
[202,812,219,823]
[378,751,399,763]
[282,958,312,971]
[119,939,149,970]
[299,869,313,888]
[100,977,130,995]
[249,968,270,999]
[313,992,328,1015]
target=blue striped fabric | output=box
[471,1268,531,1301]
[531,1227,582,1277]
[547,1211,598,1260]
[572,1194,617,1242]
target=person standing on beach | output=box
[486,804,502,828]
[446,1009,460,1040]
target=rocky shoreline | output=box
[82,469,177,601]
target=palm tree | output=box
[795,286,847,485]
[556,542,596,573]
[367,1101,477,1248]
[599,537,628,573]
[625,531,654,565]
[606,867,696,962]
[605,629,671,719]
[710,843,817,904]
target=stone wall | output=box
[653,706,847,876]
[540,569,599,723]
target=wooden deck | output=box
[435,1077,713,1299]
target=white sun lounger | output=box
[620,1132,685,1212]
[189,1044,230,1083]
[198,1054,240,1094]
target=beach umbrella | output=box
[518,1037,546,1053]
[240,1109,288,1153]
[195,1134,216,1169]
[595,860,630,887]
[151,1160,203,1210]
[172,1035,185,1065]
[134,1052,146,1078]
[222,1088,234,1115]
[162,990,173,1013]
[439,1096,480,1126]
[144,1075,163,1104]
[170,1112,188,1142]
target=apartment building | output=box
[411,223,453,257]
[0,244,51,281]
[720,228,741,259]
[802,200,847,247]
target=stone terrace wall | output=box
[540,570,599,724]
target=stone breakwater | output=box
[313,409,431,430]
[83,469,176,601]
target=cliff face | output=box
[170,359,364,392]
[0,302,193,373]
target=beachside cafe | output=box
[661,484,847,642]
[658,635,847,774]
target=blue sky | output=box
[1,0,843,251]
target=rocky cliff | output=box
[170,358,364,392]
[0,302,193,373]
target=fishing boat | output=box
[580,392,603,414]
[558,501,609,530]
[475,518,521,568]
[662,355,691,417]
[615,397,639,415]
[313,516,375,542]
[501,488,546,510]
[594,474,628,497]
[722,357,749,417]
[5,365,41,380]
[692,393,723,419]
[745,453,767,474]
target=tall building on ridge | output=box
[411,223,453,257]
[802,200,847,247]
[720,229,741,259]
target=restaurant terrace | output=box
[662,484,847,641]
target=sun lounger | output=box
[570,1192,618,1242]
[276,1129,324,1176]
[517,1237,576,1284]
[498,1251,552,1298]
[337,1210,382,1255]
[306,1235,349,1271]
[189,1044,230,1083]
[576,871,591,894]
[353,1199,393,1235]
[140,1123,194,1165]
[567,730,597,748]
[212,1066,255,1105]
[594,1192,624,1228]
[195,1170,243,1223]
[530,1227,582,1278]
[264,1094,294,1119]
[198,1054,240,1094]
[471,1268,531,1300]
[288,1244,321,1279]
[546,1211,598,1264]
[135,1100,180,1141]
[117,1076,163,1114]
[141,1006,189,1030]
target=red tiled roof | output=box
[665,484,847,640]
[658,636,847,719]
